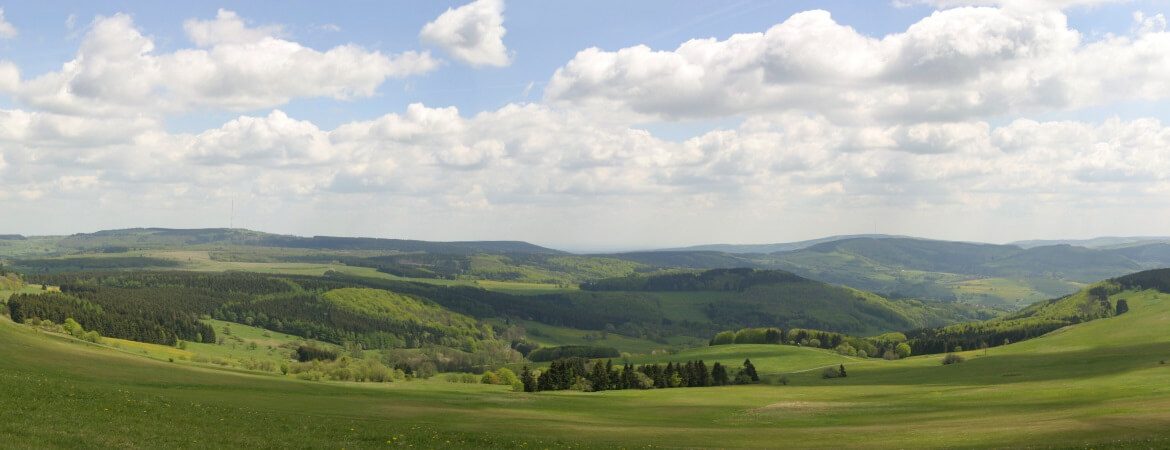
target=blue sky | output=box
[1,0,1170,249]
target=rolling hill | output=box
[49,228,565,255]
[4,268,1170,447]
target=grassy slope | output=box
[4,288,1170,448]
[508,319,704,354]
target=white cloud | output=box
[0,8,17,39]
[16,12,439,116]
[184,9,284,47]
[420,0,512,67]
[545,7,1170,124]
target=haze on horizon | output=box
[2,0,1169,249]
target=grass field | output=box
[4,288,1170,447]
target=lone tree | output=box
[839,364,847,378]
[742,359,759,382]
[1116,299,1130,315]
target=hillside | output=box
[579,268,995,336]
[4,268,1170,447]
[905,268,1170,354]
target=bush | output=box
[481,371,502,385]
[778,375,790,386]
[894,342,912,359]
[808,338,821,348]
[496,367,520,386]
[942,353,965,365]
[883,350,900,360]
[711,331,735,345]
[821,367,842,379]
[835,343,857,356]
[295,345,339,362]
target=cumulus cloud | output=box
[893,0,1125,10]
[16,11,439,116]
[0,8,17,39]
[420,0,512,67]
[545,7,1170,124]
[184,9,285,47]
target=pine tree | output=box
[711,362,729,386]
[696,360,711,386]
[743,358,759,382]
[839,364,847,378]
[590,360,609,391]
[520,366,537,392]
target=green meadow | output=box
[4,288,1170,448]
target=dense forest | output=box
[21,271,496,352]
[581,268,804,292]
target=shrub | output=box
[883,350,900,360]
[835,343,857,356]
[570,377,593,392]
[527,345,619,362]
[808,338,822,348]
[629,372,653,389]
[481,371,502,385]
[778,375,790,386]
[857,350,868,358]
[81,330,102,344]
[942,353,965,365]
[821,367,842,379]
[894,342,912,359]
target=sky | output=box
[2,0,1170,250]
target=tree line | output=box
[709,326,913,359]
[519,357,761,392]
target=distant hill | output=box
[591,251,758,268]
[0,235,25,241]
[1010,236,1170,249]
[577,268,995,335]
[54,228,564,255]
[657,234,905,254]
[600,236,1170,309]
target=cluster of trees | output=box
[286,355,404,382]
[581,268,804,292]
[520,358,760,392]
[709,326,912,359]
[526,345,620,362]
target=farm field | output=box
[4,288,1170,448]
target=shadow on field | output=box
[838,342,1170,386]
